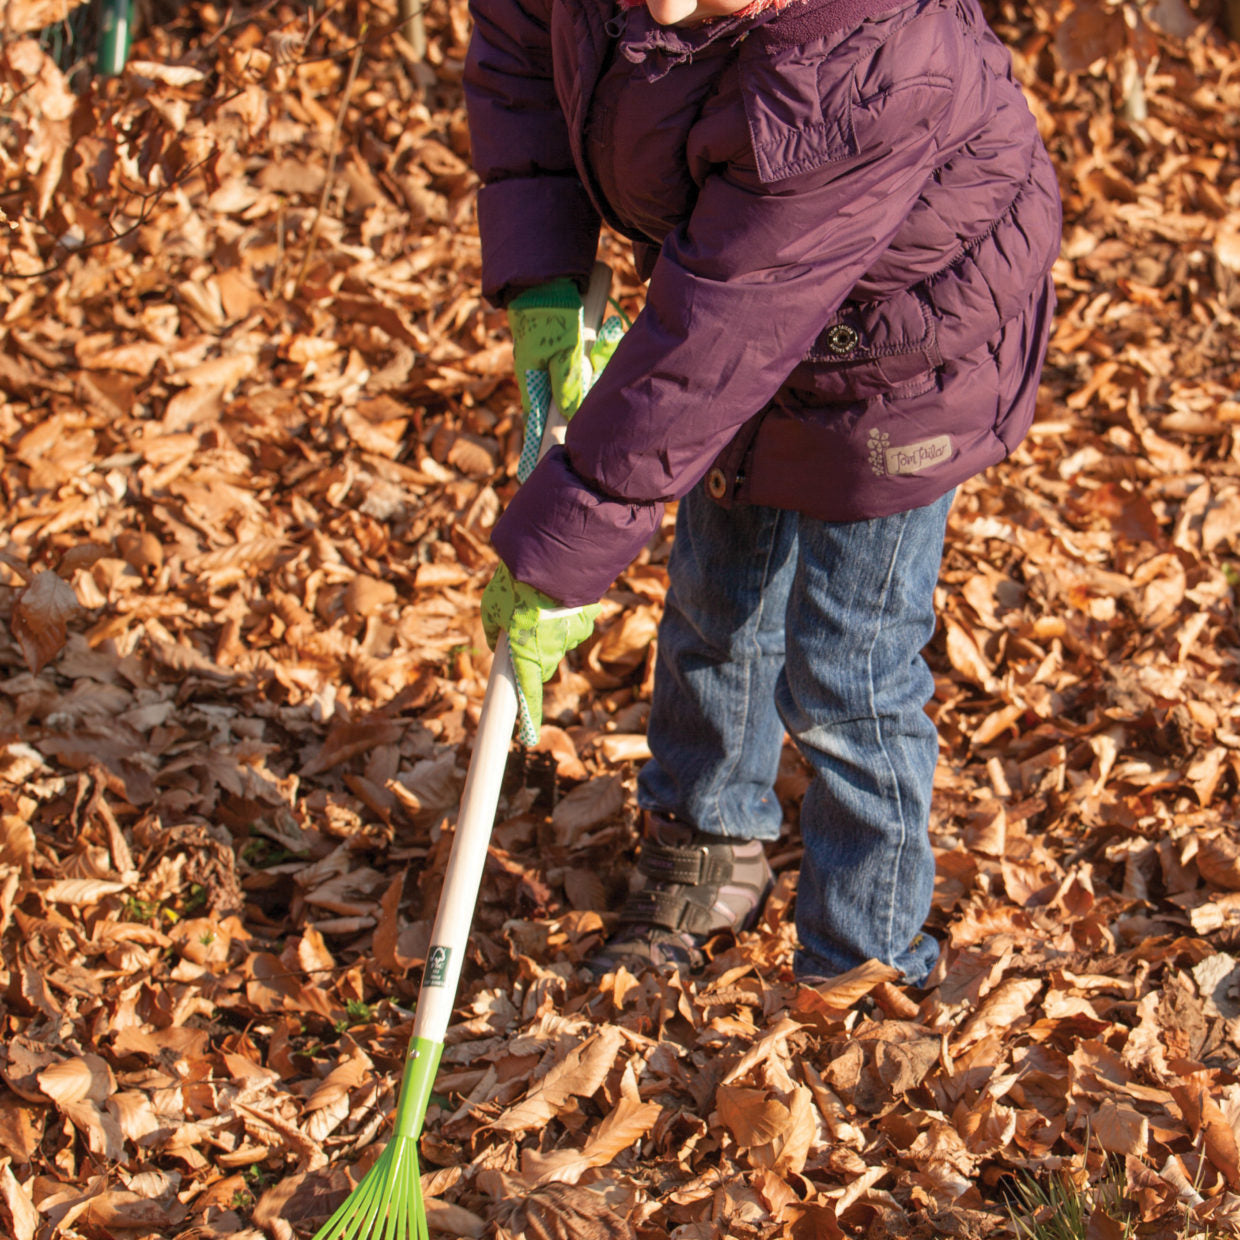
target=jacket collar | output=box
[611,3,778,80]
[612,0,909,76]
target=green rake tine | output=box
[391,1148,411,1240]
[312,1174,357,1239]
[352,1167,386,1239]
[355,1148,392,1231]
[377,1139,405,1239]
[409,1158,428,1240]
[316,1143,389,1240]
[404,1147,421,1240]
[385,1167,402,1240]
[372,1146,397,1226]
[340,1173,377,1239]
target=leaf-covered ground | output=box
[3,1,1240,1237]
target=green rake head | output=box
[310,1136,428,1240]
[311,1038,443,1240]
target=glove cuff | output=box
[508,278,582,312]
[512,578,560,612]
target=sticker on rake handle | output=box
[425,945,452,987]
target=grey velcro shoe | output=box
[591,814,773,974]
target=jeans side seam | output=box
[704,508,786,837]
[865,509,911,966]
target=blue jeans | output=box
[637,484,953,984]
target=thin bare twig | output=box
[290,28,366,297]
[1,155,213,281]
[290,26,367,297]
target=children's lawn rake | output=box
[310,261,614,1240]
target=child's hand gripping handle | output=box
[412,262,613,1044]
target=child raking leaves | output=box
[466,0,1062,982]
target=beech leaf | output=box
[11,570,79,673]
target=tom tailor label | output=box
[425,946,451,987]
[868,430,954,477]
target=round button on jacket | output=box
[706,468,728,499]
[824,324,860,355]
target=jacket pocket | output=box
[785,289,942,403]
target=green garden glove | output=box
[481,562,601,746]
[508,279,626,422]
[508,278,590,421]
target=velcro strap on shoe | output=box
[620,889,717,935]
[637,839,733,886]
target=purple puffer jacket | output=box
[465,0,1062,606]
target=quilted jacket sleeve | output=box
[464,0,601,304]
[492,73,957,605]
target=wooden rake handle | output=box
[411,261,614,1042]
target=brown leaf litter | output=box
[3,0,1240,1237]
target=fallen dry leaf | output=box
[11,570,79,673]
